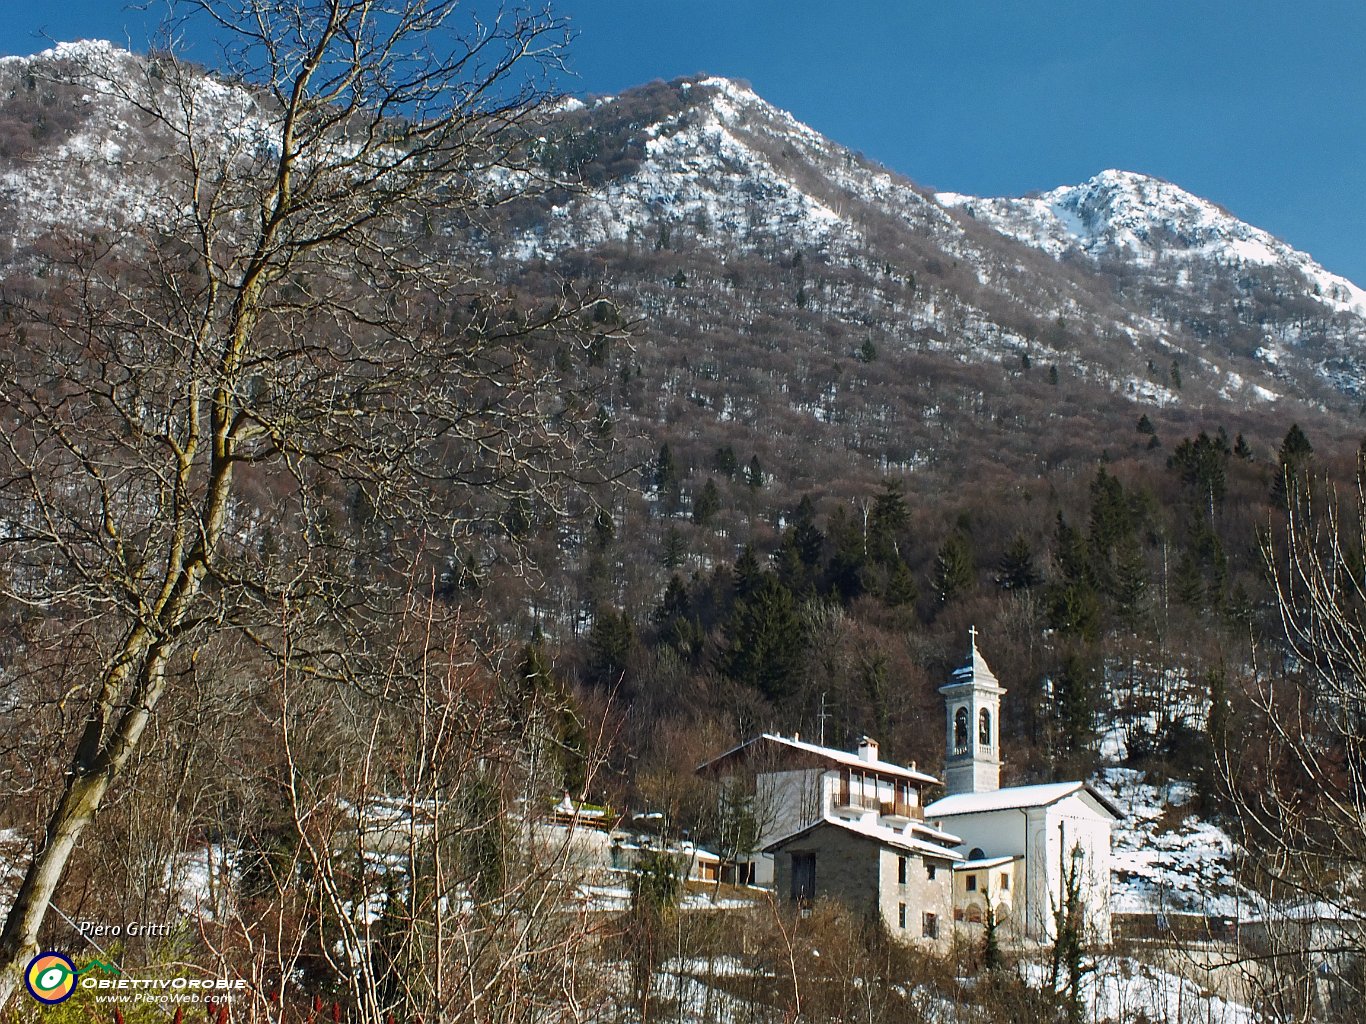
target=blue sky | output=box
[4,2,1365,283]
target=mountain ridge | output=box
[504,72,1366,415]
[4,47,1366,424]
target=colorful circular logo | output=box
[25,952,77,1004]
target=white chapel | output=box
[923,629,1121,942]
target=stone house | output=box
[765,815,960,949]
[696,732,941,886]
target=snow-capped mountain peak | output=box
[5,49,1366,409]
[938,169,1366,316]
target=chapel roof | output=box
[923,781,1122,820]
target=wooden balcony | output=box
[833,781,922,821]
[878,798,923,822]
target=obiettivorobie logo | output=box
[24,952,77,1005]
[23,953,121,1005]
[25,951,245,1005]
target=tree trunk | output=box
[0,641,176,1009]
[0,771,114,1005]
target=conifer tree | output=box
[653,574,702,660]
[778,495,826,596]
[1195,667,1230,815]
[932,531,975,607]
[627,850,682,1020]
[733,544,763,600]
[1272,423,1314,503]
[789,494,826,567]
[1047,848,1092,1024]
[515,643,587,796]
[653,575,690,627]
[587,607,634,684]
[1168,431,1229,522]
[692,477,721,526]
[869,480,910,565]
[725,574,805,702]
[592,507,615,550]
[997,534,1042,591]
[825,504,869,601]
[1088,468,1132,551]
[884,558,919,608]
[745,454,766,491]
[1053,513,1092,585]
[1048,514,1101,638]
[1052,652,1099,776]
[660,525,685,570]
[655,442,682,513]
[712,444,739,479]
[982,901,1004,972]
[1112,538,1150,627]
[1172,552,1205,609]
[593,403,614,438]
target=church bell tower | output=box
[939,627,1006,796]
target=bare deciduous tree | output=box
[0,0,620,1005]
[1223,468,1366,1020]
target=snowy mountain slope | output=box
[4,45,1366,427]
[938,169,1366,317]
[0,40,272,260]
[501,75,1366,410]
[1094,768,1246,918]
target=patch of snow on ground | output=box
[1022,956,1254,1024]
[1094,768,1249,918]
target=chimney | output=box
[857,736,878,762]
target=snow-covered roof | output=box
[1241,900,1360,925]
[924,781,1122,820]
[912,819,965,846]
[957,855,1018,870]
[697,733,940,785]
[763,815,964,862]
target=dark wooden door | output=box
[791,852,815,902]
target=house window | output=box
[966,874,977,892]
[898,902,906,929]
[1000,872,1010,891]
[926,864,936,881]
[922,912,938,939]
[897,855,907,885]
[791,852,815,903]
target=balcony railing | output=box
[879,799,922,820]
[833,784,921,820]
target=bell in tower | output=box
[939,626,1007,796]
